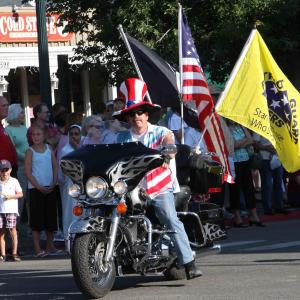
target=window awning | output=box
[0,45,78,75]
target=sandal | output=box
[48,249,64,256]
[34,251,48,258]
[11,254,21,262]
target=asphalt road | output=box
[0,219,299,300]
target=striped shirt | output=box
[117,123,179,198]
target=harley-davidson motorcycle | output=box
[60,122,226,299]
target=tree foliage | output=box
[42,0,300,85]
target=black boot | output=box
[184,260,203,280]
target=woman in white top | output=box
[24,125,59,257]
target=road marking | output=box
[220,240,265,248]
[0,292,81,297]
[243,241,300,251]
[0,269,69,277]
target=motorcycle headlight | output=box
[86,176,108,199]
[113,180,128,195]
[68,184,81,198]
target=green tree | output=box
[39,0,300,85]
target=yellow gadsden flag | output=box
[216,29,300,172]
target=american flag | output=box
[179,7,233,183]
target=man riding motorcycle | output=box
[113,78,202,280]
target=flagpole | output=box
[178,3,185,144]
[118,24,152,103]
[215,29,257,110]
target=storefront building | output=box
[0,1,116,127]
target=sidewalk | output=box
[17,223,66,257]
[224,190,300,227]
[222,186,300,226]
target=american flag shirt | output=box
[117,123,179,199]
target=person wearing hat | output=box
[114,78,202,280]
[0,159,23,262]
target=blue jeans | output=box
[261,160,284,212]
[151,192,194,265]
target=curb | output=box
[225,209,300,227]
[259,209,300,223]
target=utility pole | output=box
[36,0,52,108]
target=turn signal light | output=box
[116,202,127,215]
[73,205,83,216]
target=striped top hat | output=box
[113,78,161,120]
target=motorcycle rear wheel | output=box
[71,233,116,299]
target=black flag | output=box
[126,33,199,129]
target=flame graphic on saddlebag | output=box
[107,154,161,186]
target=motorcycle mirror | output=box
[161,144,177,156]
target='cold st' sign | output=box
[0,13,73,42]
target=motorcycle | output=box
[175,144,228,243]
[60,122,224,299]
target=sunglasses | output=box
[127,110,145,118]
[88,124,102,129]
[0,168,9,172]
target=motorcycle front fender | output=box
[69,216,107,234]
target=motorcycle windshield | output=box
[61,142,164,191]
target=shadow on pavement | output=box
[0,266,185,300]
[113,275,185,291]
[0,268,82,300]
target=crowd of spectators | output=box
[0,94,299,262]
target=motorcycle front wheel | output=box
[71,233,116,299]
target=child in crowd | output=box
[24,125,60,257]
[0,159,23,262]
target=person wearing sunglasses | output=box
[82,115,104,145]
[113,78,202,280]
